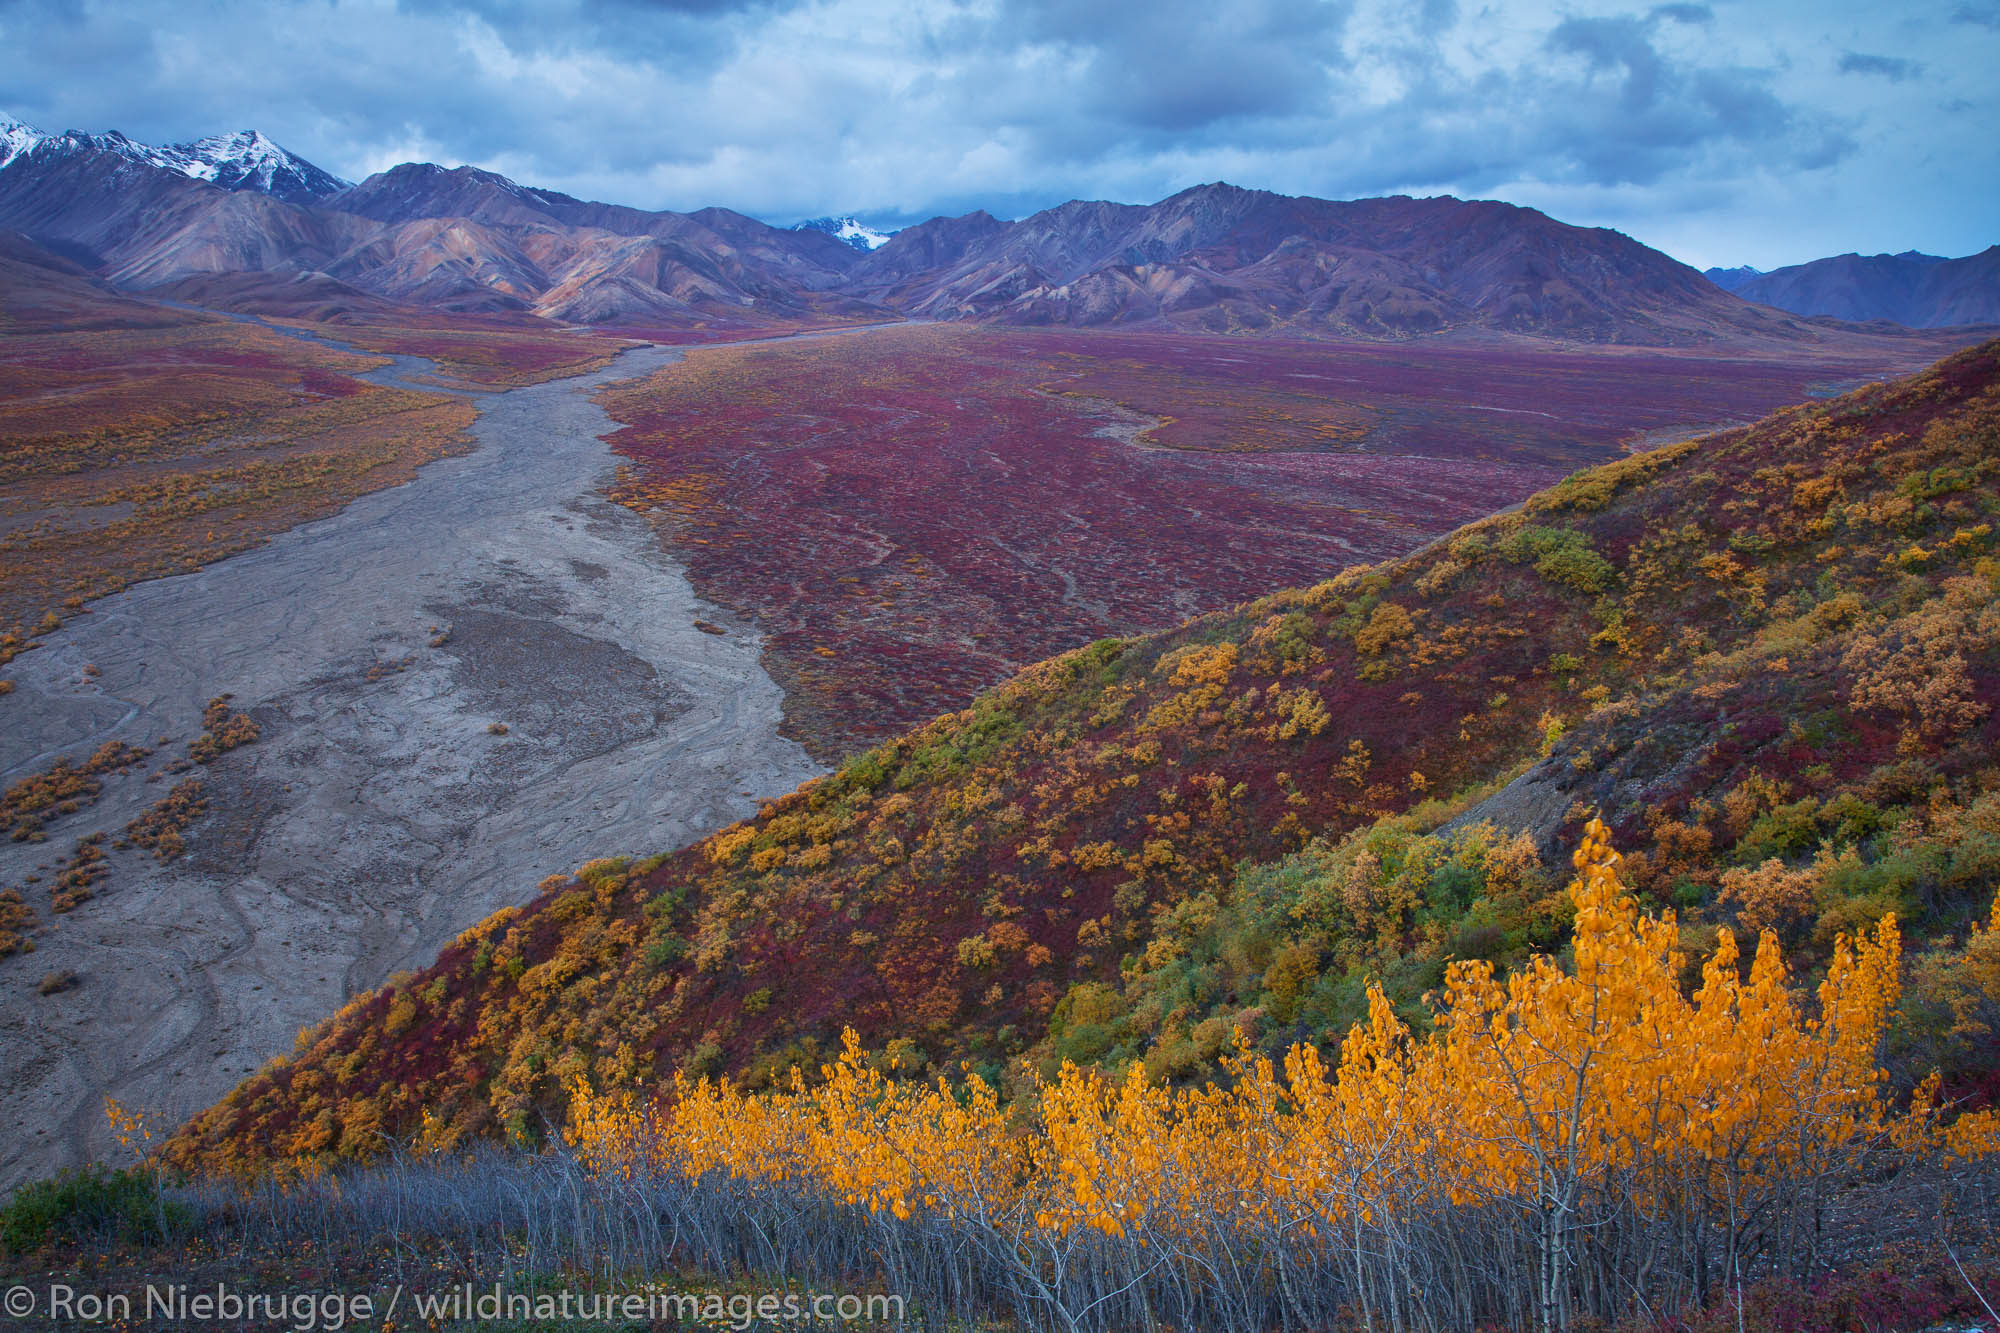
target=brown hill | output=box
[323,215,550,312]
[150,269,434,323]
[323,164,881,324]
[163,338,2000,1173]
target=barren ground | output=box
[0,336,821,1188]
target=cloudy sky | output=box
[0,0,1993,269]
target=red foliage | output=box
[1644,1258,2000,1333]
[601,325,1927,757]
[296,368,366,398]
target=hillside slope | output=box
[0,142,373,284]
[325,164,881,324]
[0,229,193,331]
[165,341,2000,1173]
[1722,248,2000,328]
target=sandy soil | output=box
[0,338,822,1189]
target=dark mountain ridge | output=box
[849,183,1815,342]
[1708,248,2000,328]
[0,135,879,326]
[4,114,1961,344]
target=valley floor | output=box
[0,334,822,1190]
[0,317,1979,1195]
[598,324,1971,757]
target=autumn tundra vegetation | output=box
[0,312,478,658]
[596,323,1934,757]
[551,823,1999,1331]
[16,821,1989,1330]
[32,337,1975,1326]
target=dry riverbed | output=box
[0,338,822,1188]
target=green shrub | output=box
[1741,797,1822,861]
[644,929,688,969]
[1534,543,1616,594]
[1261,943,1320,1025]
[839,747,892,792]
[1898,465,1973,501]
[0,1165,186,1251]
[1494,525,1616,594]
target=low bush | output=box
[0,1165,187,1252]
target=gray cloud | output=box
[1006,0,1351,136]
[0,0,1991,269]
[1838,51,1921,80]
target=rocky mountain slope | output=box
[0,116,880,326]
[0,136,374,286]
[1709,248,2000,328]
[324,163,874,322]
[163,338,2000,1173]
[1703,264,1765,293]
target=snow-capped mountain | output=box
[0,112,349,203]
[0,111,49,170]
[172,130,351,202]
[792,215,897,251]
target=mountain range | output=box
[7,112,1982,344]
[1705,248,2000,327]
[1,113,348,204]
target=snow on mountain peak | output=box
[793,215,898,251]
[0,112,348,201]
[170,130,351,201]
[183,129,288,172]
[1,110,51,170]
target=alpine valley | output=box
[1,101,1997,1333]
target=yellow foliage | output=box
[1263,686,1331,741]
[1353,602,1414,656]
[104,1097,160,1160]
[564,823,1982,1255]
[1717,856,1820,935]
[1840,597,1996,743]
[708,824,756,865]
[1142,643,1238,730]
